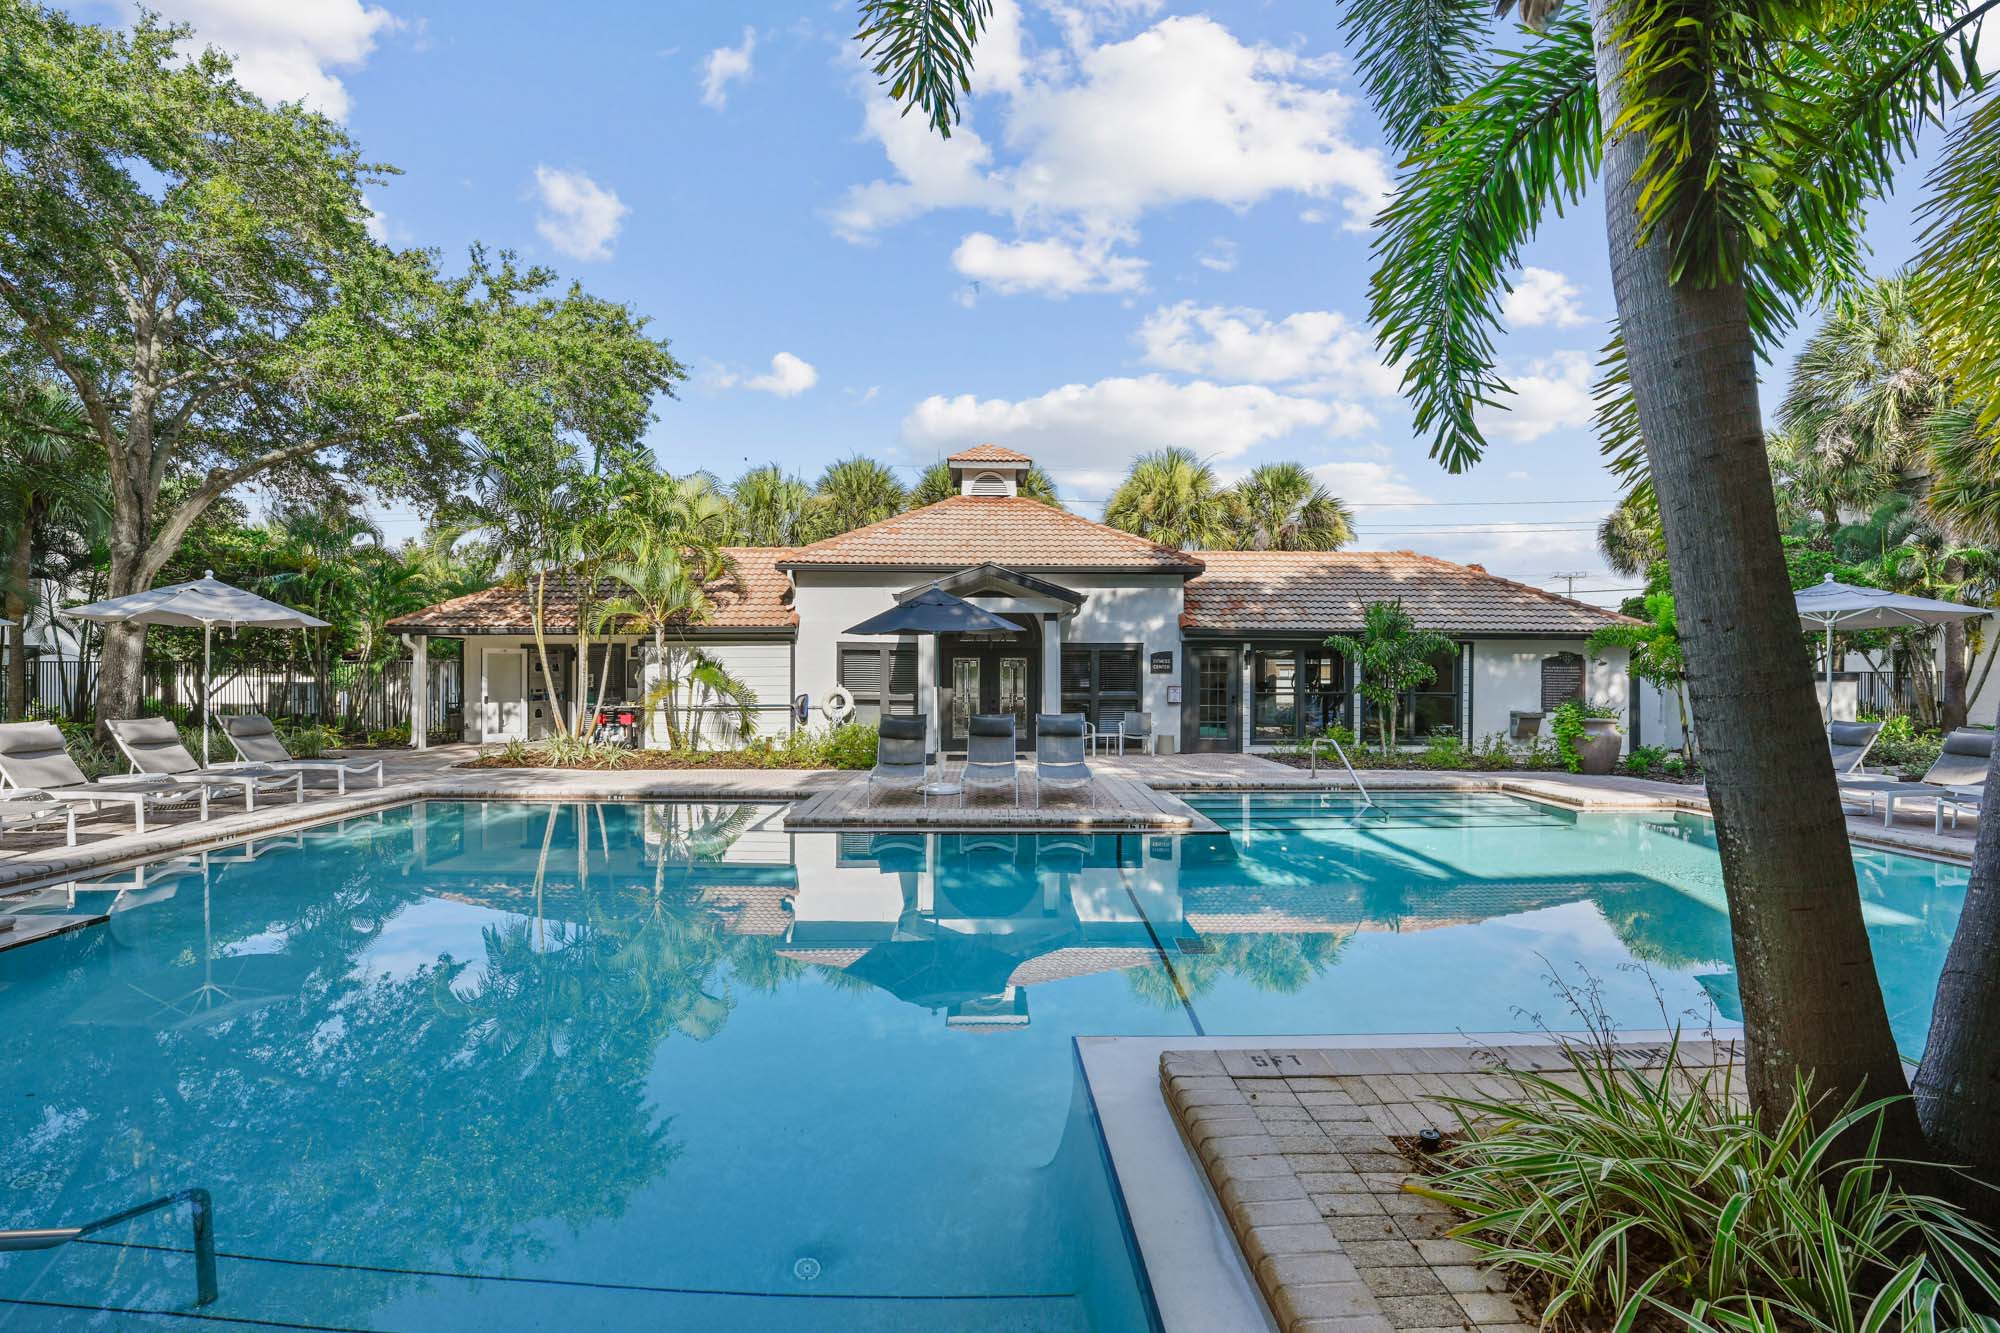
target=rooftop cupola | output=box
[946,444,1033,497]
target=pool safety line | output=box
[72,1238,1078,1305]
[1118,885,1205,1037]
[0,1295,377,1331]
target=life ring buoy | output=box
[821,686,856,723]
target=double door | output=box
[945,643,1034,751]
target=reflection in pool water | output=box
[0,793,1967,1330]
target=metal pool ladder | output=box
[1307,735,1378,811]
[0,1187,218,1307]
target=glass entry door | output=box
[1181,648,1240,752]
[942,622,1038,751]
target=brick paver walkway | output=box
[1160,1041,1737,1333]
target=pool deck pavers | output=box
[0,744,1975,900]
[1158,1039,1741,1333]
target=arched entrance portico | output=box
[904,564,1083,753]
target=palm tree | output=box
[0,383,107,719]
[801,457,906,541]
[1313,0,1989,1153]
[1924,407,2000,547]
[1776,282,1987,726]
[907,459,1064,507]
[1595,491,1665,578]
[1102,448,1236,550]
[1223,462,1354,551]
[600,545,718,749]
[1780,278,1943,485]
[1324,601,1453,754]
[1764,426,1893,538]
[728,466,814,546]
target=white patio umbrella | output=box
[63,572,329,765]
[1794,575,1988,722]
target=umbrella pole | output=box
[202,623,212,767]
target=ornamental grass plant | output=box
[1414,978,2000,1331]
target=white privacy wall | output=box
[1467,639,1635,751]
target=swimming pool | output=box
[0,792,1968,1330]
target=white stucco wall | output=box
[1467,639,1635,751]
[790,569,1186,750]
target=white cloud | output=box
[719,352,819,398]
[701,27,756,109]
[149,0,399,120]
[1476,351,1596,443]
[1309,460,1430,507]
[531,166,628,262]
[1137,302,1401,398]
[834,13,1392,292]
[1196,237,1237,272]
[952,230,1146,296]
[903,374,1362,477]
[1501,266,1591,328]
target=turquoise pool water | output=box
[0,792,1969,1330]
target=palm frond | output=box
[854,0,994,138]
[1339,0,1496,155]
[1917,90,2000,429]
[1371,14,1601,473]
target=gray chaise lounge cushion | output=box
[873,717,929,782]
[1827,721,1881,775]
[964,715,1019,789]
[0,721,94,792]
[1036,713,1091,786]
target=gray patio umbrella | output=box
[844,583,1023,637]
[1794,575,1988,721]
[64,572,329,765]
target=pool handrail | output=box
[1306,734,1377,808]
[0,1186,217,1307]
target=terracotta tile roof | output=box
[779,495,1204,573]
[946,443,1033,464]
[386,547,795,634]
[1182,550,1637,635]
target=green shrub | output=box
[1416,1030,2000,1332]
[820,721,879,770]
[1624,743,1670,775]
[1862,715,1945,777]
[1661,752,1690,778]
[1417,733,1472,769]
[277,720,341,759]
[364,724,410,748]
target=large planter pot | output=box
[1576,717,1622,776]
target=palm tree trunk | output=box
[1911,743,2000,1221]
[1941,619,1969,732]
[1590,0,1921,1147]
[5,508,33,720]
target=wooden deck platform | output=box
[784,765,1225,834]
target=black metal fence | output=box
[3,653,462,736]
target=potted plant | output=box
[1551,700,1623,775]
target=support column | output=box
[1041,615,1062,718]
[410,634,429,750]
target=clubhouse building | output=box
[388,446,1652,754]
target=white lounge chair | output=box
[218,714,385,793]
[0,796,79,846]
[867,716,931,806]
[0,721,213,833]
[1839,728,1992,830]
[1034,713,1094,807]
[105,718,305,811]
[962,715,1020,804]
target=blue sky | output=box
[99,0,1974,605]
